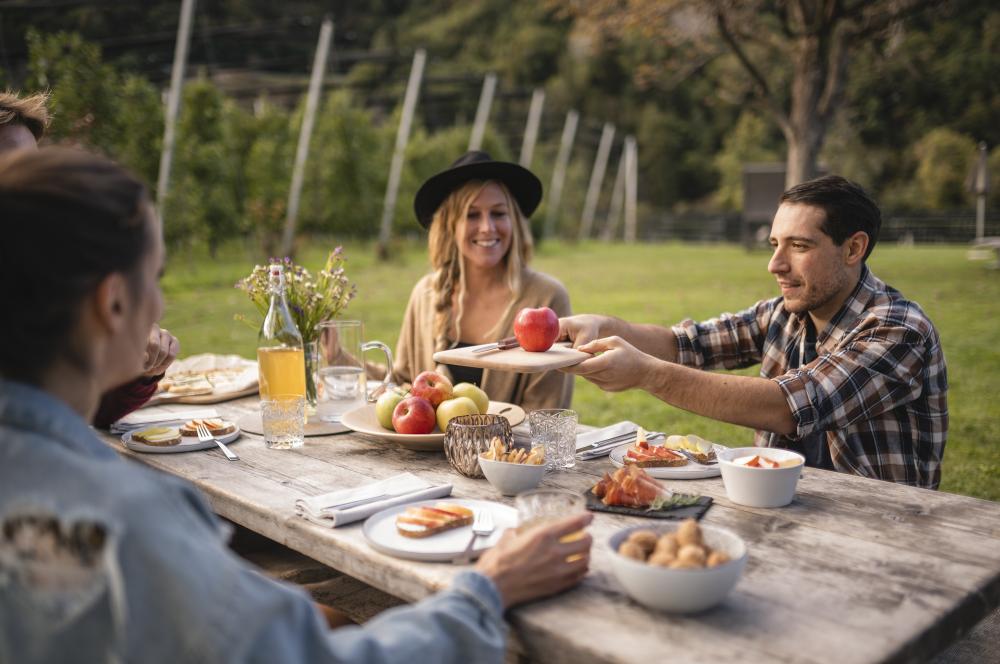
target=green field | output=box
[161,239,1000,501]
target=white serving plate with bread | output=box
[609,441,725,480]
[122,422,241,454]
[363,498,516,562]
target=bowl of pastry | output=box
[717,447,805,508]
[477,436,546,496]
[608,519,747,613]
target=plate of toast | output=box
[122,418,241,454]
[608,438,724,480]
[363,498,517,562]
[149,354,258,405]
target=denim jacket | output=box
[0,379,507,664]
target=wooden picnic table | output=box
[98,396,1000,664]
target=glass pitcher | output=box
[313,320,393,423]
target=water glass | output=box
[261,394,305,449]
[314,320,392,423]
[515,489,588,560]
[529,409,578,470]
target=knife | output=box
[470,336,521,355]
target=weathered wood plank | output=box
[100,397,1000,664]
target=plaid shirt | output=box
[671,266,948,489]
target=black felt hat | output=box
[413,150,543,229]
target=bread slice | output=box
[624,443,688,468]
[396,503,474,539]
[133,426,182,447]
[180,418,236,437]
[624,456,688,468]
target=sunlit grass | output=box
[161,238,1000,501]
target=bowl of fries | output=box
[478,437,547,496]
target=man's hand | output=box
[475,512,593,610]
[558,314,617,348]
[143,325,180,377]
[561,336,656,392]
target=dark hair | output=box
[0,147,153,383]
[780,175,881,260]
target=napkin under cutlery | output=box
[109,405,221,434]
[294,473,452,528]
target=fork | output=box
[454,510,495,564]
[196,423,239,461]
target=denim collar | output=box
[0,378,118,461]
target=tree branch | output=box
[847,0,940,40]
[714,8,791,134]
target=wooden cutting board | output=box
[432,342,589,373]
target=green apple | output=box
[451,382,489,414]
[375,388,408,430]
[435,396,480,432]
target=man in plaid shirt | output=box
[560,176,948,488]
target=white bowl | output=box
[608,524,747,613]
[477,455,546,496]
[717,446,805,508]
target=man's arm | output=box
[563,335,796,435]
[559,314,679,362]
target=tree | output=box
[556,0,946,187]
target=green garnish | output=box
[647,493,701,511]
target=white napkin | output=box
[110,405,221,433]
[294,473,453,528]
[575,420,641,451]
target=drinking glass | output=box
[515,489,587,560]
[529,409,578,470]
[313,320,393,423]
[261,394,305,449]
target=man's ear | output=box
[91,272,129,334]
[844,231,869,266]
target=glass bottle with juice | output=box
[257,264,305,400]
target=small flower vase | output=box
[304,339,320,413]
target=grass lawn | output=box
[161,238,1000,502]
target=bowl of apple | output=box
[339,371,525,452]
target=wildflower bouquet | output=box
[236,247,357,344]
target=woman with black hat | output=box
[392,151,573,410]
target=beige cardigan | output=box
[390,269,574,411]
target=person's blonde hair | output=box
[0,90,51,140]
[427,180,534,350]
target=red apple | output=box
[513,306,560,352]
[392,396,436,435]
[410,370,453,407]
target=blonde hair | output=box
[0,90,51,140]
[427,180,534,350]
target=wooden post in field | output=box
[599,146,626,242]
[280,16,333,258]
[519,88,545,168]
[155,0,196,215]
[468,72,497,151]
[971,142,990,242]
[623,135,638,243]
[579,122,615,240]
[376,48,426,261]
[544,109,579,240]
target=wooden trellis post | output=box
[579,122,615,240]
[376,48,426,260]
[280,17,333,257]
[544,109,579,239]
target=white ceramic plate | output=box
[122,426,241,454]
[608,441,724,479]
[363,498,517,562]
[340,400,526,452]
